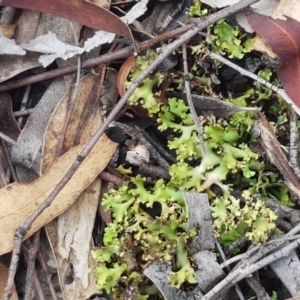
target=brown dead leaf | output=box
[0,93,20,143]
[43,73,104,298]
[251,0,300,59]
[0,0,134,42]
[42,74,101,166]
[0,134,117,255]
[247,13,300,108]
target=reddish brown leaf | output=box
[0,0,134,43]
[247,13,300,108]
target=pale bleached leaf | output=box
[83,30,116,53]
[22,32,84,67]
[121,0,149,24]
[0,34,26,55]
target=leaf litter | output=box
[1,0,300,299]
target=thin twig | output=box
[182,43,206,154]
[204,237,300,299]
[23,232,44,300]
[289,112,300,178]
[13,108,34,117]
[0,132,17,145]
[37,248,58,300]
[56,23,82,155]
[56,56,81,156]
[99,171,125,186]
[245,276,270,300]
[221,233,300,269]
[215,240,245,300]
[0,25,194,93]
[22,243,46,300]
[1,140,18,186]
[265,198,300,227]
[4,1,259,298]
[0,152,7,188]
[224,236,248,256]
[18,84,31,126]
[208,51,300,116]
[74,42,117,144]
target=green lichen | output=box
[92,50,280,297]
[125,50,165,116]
[211,191,277,244]
[207,19,254,59]
[189,0,208,17]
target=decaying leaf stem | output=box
[4,0,259,298]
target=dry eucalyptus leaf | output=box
[1,0,148,66]
[46,179,101,298]
[0,0,134,42]
[0,134,117,255]
[42,73,101,166]
[43,73,104,299]
[247,13,300,108]
[252,0,300,57]
[235,0,279,33]
[11,78,67,181]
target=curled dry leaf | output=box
[117,56,136,97]
[247,13,300,108]
[0,134,117,255]
[0,0,134,43]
